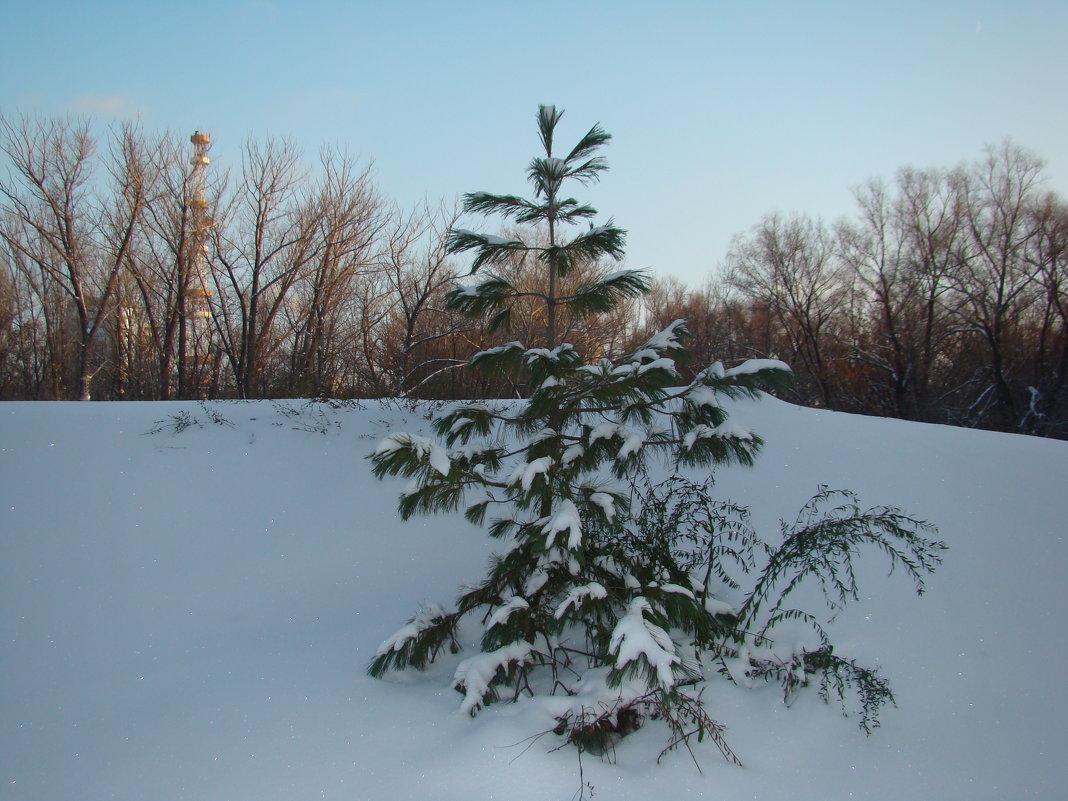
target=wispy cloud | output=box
[68,92,145,119]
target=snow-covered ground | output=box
[2,396,1066,800]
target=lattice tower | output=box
[188,131,213,320]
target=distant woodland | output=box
[1,114,1065,438]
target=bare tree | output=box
[210,137,319,398]
[372,203,474,396]
[949,142,1045,429]
[839,169,967,419]
[282,149,384,396]
[0,251,18,394]
[727,213,849,407]
[1020,191,1068,434]
[123,131,228,398]
[0,115,151,399]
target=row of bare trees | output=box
[2,116,1065,436]
[0,115,514,401]
[636,142,1067,436]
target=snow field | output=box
[2,397,1066,800]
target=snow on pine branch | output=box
[617,429,645,459]
[686,385,719,408]
[588,423,645,462]
[375,432,452,476]
[508,456,553,492]
[682,421,753,449]
[486,596,530,629]
[589,422,622,444]
[657,582,697,600]
[724,358,791,377]
[374,604,447,658]
[453,641,533,715]
[543,499,583,549]
[609,597,680,690]
[599,269,636,284]
[450,229,518,246]
[589,491,616,521]
[554,582,608,619]
[524,343,578,366]
[471,341,524,361]
[643,319,687,352]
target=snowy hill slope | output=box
[2,397,1066,800]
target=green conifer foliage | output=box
[367,106,941,760]
[443,104,647,349]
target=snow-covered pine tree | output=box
[367,106,793,745]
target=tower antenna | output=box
[185,130,214,396]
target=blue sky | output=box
[2,0,1066,285]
